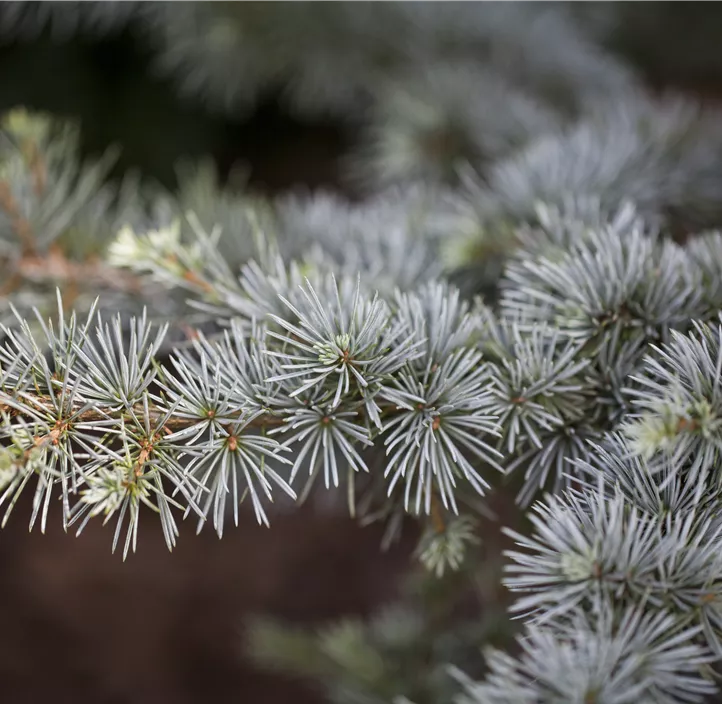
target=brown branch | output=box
[1,388,420,454]
[0,249,145,300]
[4,394,289,433]
[25,140,47,198]
[182,269,215,294]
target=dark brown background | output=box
[0,494,414,704]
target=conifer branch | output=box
[0,11,722,695]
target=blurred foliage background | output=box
[0,7,351,195]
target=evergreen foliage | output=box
[3,3,722,703]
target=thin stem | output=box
[0,390,415,438]
[431,491,446,534]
